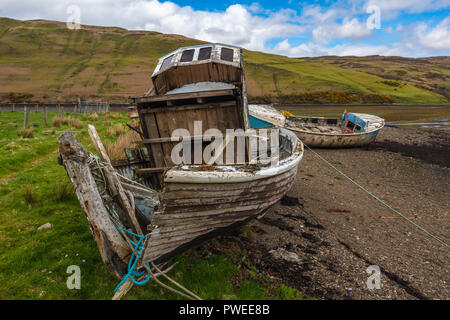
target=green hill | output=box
[0,17,448,104]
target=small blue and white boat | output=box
[249,104,385,148]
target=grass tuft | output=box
[104,112,122,119]
[69,118,83,129]
[106,124,126,137]
[56,183,75,201]
[23,186,37,206]
[88,113,99,121]
[105,131,139,160]
[52,117,62,127]
[17,127,34,138]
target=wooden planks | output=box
[141,165,298,264]
[135,89,235,103]
[138,101,236,114]
[138,94,244,168]
[58,132,130,279]
[150,63,242,96]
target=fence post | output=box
[12,103,15,112]
[35,103,38,112]
[44,106,48,126]
[24,106,29,128]
[58,103,62,118]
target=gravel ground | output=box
[207,126,450,300]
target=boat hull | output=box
[293,128,381,148]
[142,162,300,264]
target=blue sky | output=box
[1,0,449,57]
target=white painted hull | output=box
[292,128,381,148]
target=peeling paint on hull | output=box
[142,163,300,264]
[293,129,381,148]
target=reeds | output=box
[23,186,36,206]
[17,127,34,138]
[106,124,126,137]
[88,113,99,121]
[105,131,140,160]
[52,116,83,128]
[56,183,74,201]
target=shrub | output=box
[248,90,395,104]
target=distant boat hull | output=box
[291,128,381,148]
[248,104,385,148]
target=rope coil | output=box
[113,227,152,294]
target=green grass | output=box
[0,111,309,300]
[0,18,448,104]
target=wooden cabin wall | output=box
[138,96,243,173]
[153,63,242,95]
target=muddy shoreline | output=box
[195,126,450,300]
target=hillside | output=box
[0,17,448,104]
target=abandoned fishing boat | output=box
[249,104,385,148]
[58,44,304,295]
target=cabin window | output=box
[221,48,234,62]
[198,47,212,60]
[160,54,174,71]
[311,118,319,124]
[355,125,361,131]
[347,121,355,130]
[180,49,195,62]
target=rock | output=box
[37,222,52,230]
[269,248,302,264]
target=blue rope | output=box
[113,227,152,294]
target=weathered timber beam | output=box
[138,101,235,114]
[88,125,144,236]
[133,89,235,103]
[134,134,218,145]
[57,131,130,279]
[135,168,168,175]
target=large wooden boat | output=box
[58,44,304,284]
[249,104,384,148]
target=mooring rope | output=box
[104,185,201,299]
[112,221,201,300]
[113,227,152,294]
[303,143,450,249]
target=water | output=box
[387,117,450,131]
[280,105,450,131]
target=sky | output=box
[1,0,449,57]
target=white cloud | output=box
[312,17,372,44]
[271,40,406,57]
[0,0,449,57]
[0,0,304,52]
[364,0,450,19]
[415,17,450,51]
[300,5,372,44]
[364,0,450,13]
